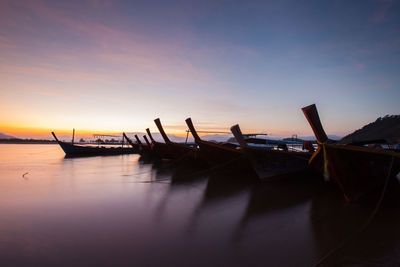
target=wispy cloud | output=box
[0,0,216,87]
[1,0,399,137]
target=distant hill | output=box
[340,115,400,144]
[0,133,15,139]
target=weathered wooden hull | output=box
[152,142,173,159]
[151,118,200,163]
[302,103,400,201]
[152,141,198,161]
[138,144,153,156]
[185,117,251,174]
[166,142,200,162]
[243,147,312,180]
[129,143,141,152]
[56,141,136,157]
[230,124,312,180]
[197,140,251,171]
[310,144,400,201]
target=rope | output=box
[312,155,395,267]
[317,141,330,181]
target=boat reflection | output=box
[310,178,400,266]
[234,174,321,242]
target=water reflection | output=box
[1,144,400,266]
[234,175,321,242]
[185,172,254,236]
[310,178,400,266]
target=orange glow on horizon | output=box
[0,125,123,139]
[0,123,327,140]
[0,125,211,139]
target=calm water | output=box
[1,144,400,266]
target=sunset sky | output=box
[1,0,399,139]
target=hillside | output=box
[340,115,400,144]
[0,133,15,139]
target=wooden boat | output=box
[153,118,199,162]
[134,134,152,155]
[139,134,158,160]
[122,133,154,157]
[143,135,152,149]
[145,128,175,160]
[302,104,400,201]
[185,118,251,172]
[52,131,135,157]
[230,124,313,180]
[134,135,142,145]
[122,133,141,151]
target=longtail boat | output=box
[52,131,135,157]
[185,118,251,172]
[302,104,400,201]
[230,124,313,180]
[134,134,152,156]
[154,118,199,162]
[143,135,152,150]
[122,133,141,151]
[140,134,158,160]
[134,135,142,146]
[145,127,175,160]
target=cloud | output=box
[0,0,222,94]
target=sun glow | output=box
[0,1,398,140]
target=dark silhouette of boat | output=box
[145,127,174,160]
[153,118,201,163]
[302,104,400,201]
[142,135,155,154]
[123,133,153,157]
[185,118,252,173]
[230,124,313,180]
[137,134,158,161]
[51,131,136,157]
[122,133,140,151]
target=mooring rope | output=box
[316,141,330,182]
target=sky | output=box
[0,0,399,139]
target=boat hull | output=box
[243,147,312,180]
[57,141,136,157]
[310,144,400,201]
[153,141,199,161]
[197,140,252,173]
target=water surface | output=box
[1,144,399,266]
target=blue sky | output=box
[0,0,399,138]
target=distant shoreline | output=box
[0,139,57,144]
[0,139,124,145]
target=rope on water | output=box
[312,155,395,267]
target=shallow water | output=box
[1,144,399,266]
